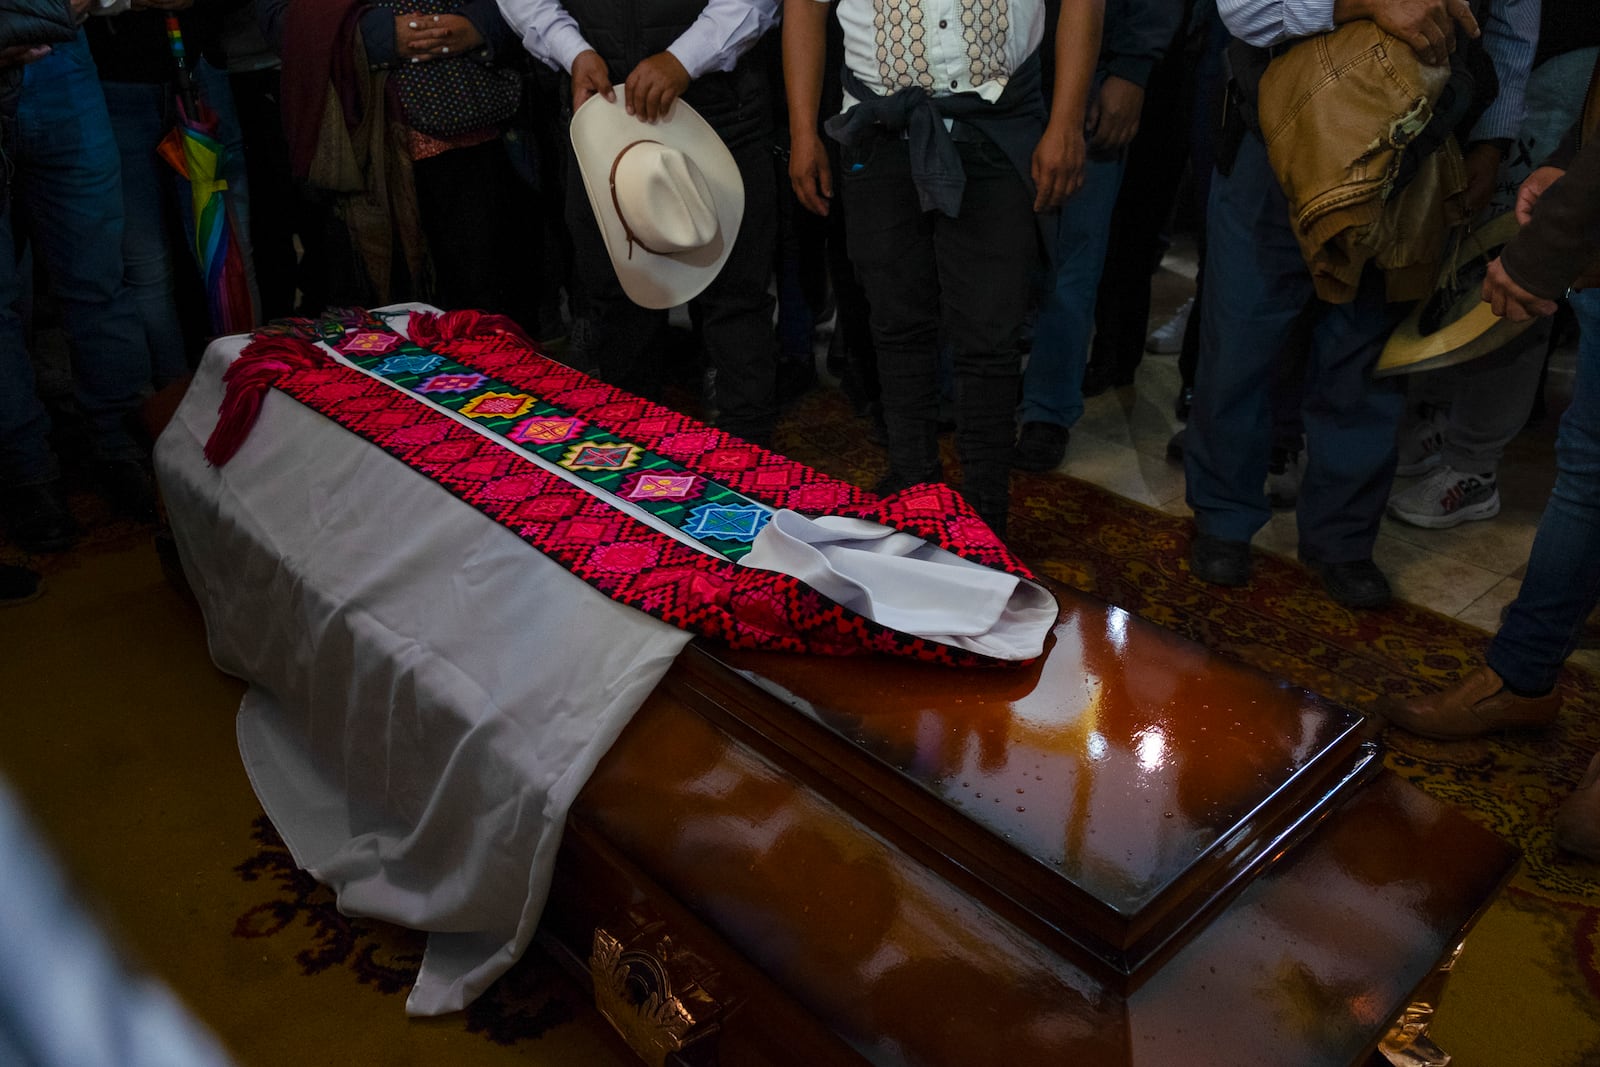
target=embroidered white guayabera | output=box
[828,0,1040,106]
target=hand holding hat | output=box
[1376,211,1536,377]
[570,89,744,310]
[624,52,691,123]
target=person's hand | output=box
[1482,256,1558,322]
[69,0,90,20]
[394,13,442,61]
[0,44,53,69]
[394,13,481,62]
[789,128,833,216]
[1087,75,1144,152]
[624,51,691,123]
[1515,164,1565,225]
[571,49,614,109]
[1462,141,1502,217]
[416,14,482,57]
[1032,120,1086,212]
[1361,0,1480,66]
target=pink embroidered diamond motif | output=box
[621,471,703,502]
[418,372,487,393]
[338,331,400,355]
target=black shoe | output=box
[1190,533,1251,587]
[1082,360,1135,399]
[1302,556,1391,609]
[100,459,158,523]
[1174,386,1194,422]
[1165,429,1186,462]
[2,482,78,553]
[1013,421,1070,472]
[0,564,40,606]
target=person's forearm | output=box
[1469,0,1537,144]
[782,0,827,133]
[1101,0,1183,88]
[1503,140,1600,300]
[666,0,777,79]
[1218,0,1335,47]
[1049,0,1102,133]
[358,8,398,63]
[496,0,589,72]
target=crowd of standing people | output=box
[4,0,1600,847]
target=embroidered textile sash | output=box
[208,308,1042,666]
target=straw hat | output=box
[569,89,743,310]
[1375,211,1538,378]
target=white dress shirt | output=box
[818,0,1048,104]
[495,0,778,79]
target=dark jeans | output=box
[840,133,1036,515]
[1184,132,1404,562]
[564,135,778,445]
[1,35,147,486]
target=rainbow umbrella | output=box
[156,16,256,335]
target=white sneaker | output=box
[1396,404,1447,477]
[1145,297,1193,355]
[1387,465,1501,529]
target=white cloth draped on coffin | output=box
[154,306,1056,1016]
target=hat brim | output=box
[1376,212,1537,378]
[570,90,744,310]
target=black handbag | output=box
[374,0,522,139]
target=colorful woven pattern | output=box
[218,309,1038,665]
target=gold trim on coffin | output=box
[1377,941,1463,1067]
[590,927,699,1067]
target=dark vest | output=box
[563,0,771,148]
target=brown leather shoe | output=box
[1384,666,1560,740]
[1555,751,1600,861]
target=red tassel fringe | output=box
[204,336,326,467]
[407,308,534,349]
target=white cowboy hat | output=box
[1376,211,1538,378]
[570,89,744,310]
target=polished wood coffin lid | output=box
[688,582,1379,988]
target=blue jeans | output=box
[1184,132,1405,561]
[1020,152,1126,429]
[0,34,149,486]
[1489,288,1600,694]
[101,59,255,385]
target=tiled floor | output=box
[1052,247,1600,675]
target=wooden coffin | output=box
[543,581,1517,1067]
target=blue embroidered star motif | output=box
[681,503,771,543]
[375,354,446,375]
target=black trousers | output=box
[839,134,1035,521]
[564,135,778,446]
[413,138,544,333]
